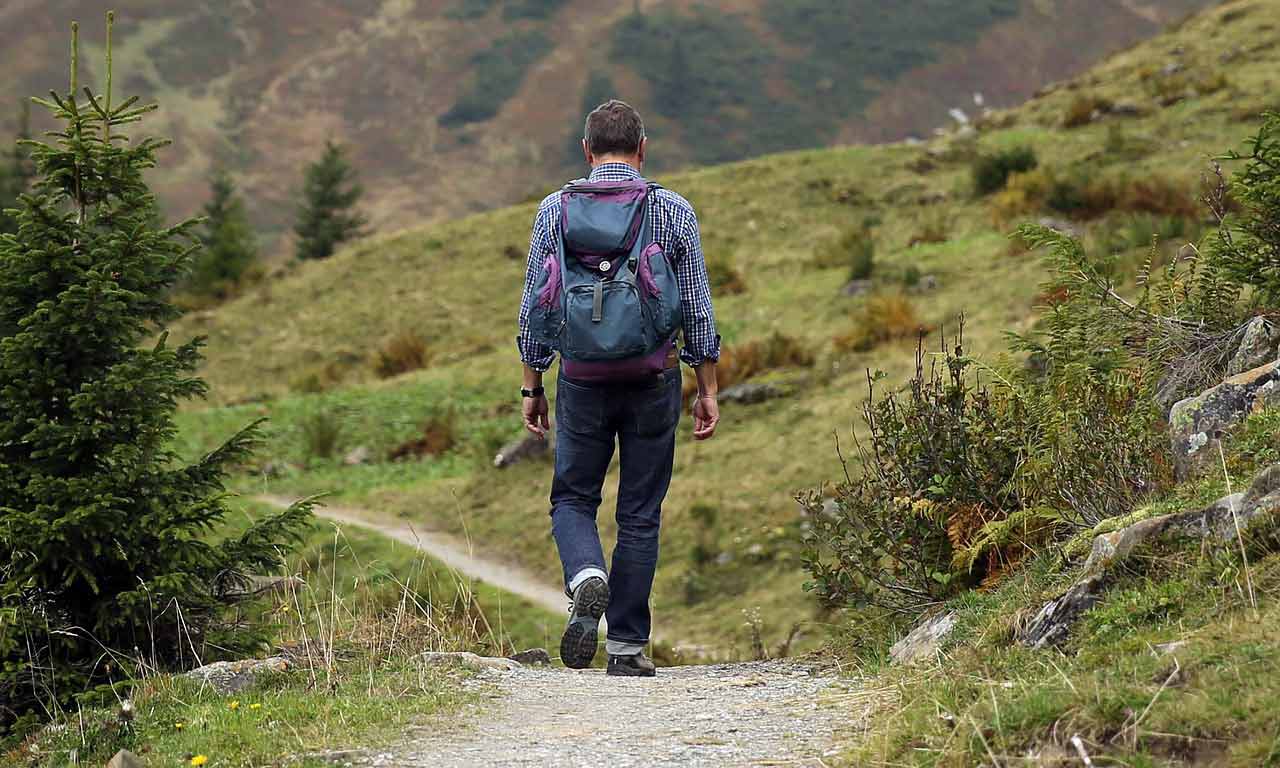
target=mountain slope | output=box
[169,0,1277,653]
[1,0,1211,247]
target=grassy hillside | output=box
[170,0,1278,656]
[0,0,1210,243]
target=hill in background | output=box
[170,0,1280,653]
[0,0,1212,250]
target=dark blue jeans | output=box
[550,366,682,652]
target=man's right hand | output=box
[523,393,550,439]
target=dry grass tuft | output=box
[372,331,430,379]
[833,293,929,353]
[388,413,458,461]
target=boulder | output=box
[418,651,521,672]
[718,382,785,406]
[1018,575,1107,649]
[508,647,552,666]
[494,429,554,469]
[184,656,290,695]
[1020,463,1280,647]
[1226,316,1280,376]
[840,279,873,298]
[107,750,146,768]
[1168,360,1280,479]
[890,611,956,665]
[342,445,371,466]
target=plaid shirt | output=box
[516,162,720,372]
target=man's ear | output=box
[582,139,592,166]
[636,137,647,167]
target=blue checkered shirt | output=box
[517,162,720,372]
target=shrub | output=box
[971,146,1038,196]
[1062,94,1113,128]
[991,166,1198,222]
[833,293,925,352]
[373,330,430,379]
[813,224,875,280]
[705,252,748,295]
[684,331,814,399]
[440,31,554,127]
[299,409,346,462]
[388,412,458,461]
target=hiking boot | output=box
[606,652,656,677]
[560,577,609,669]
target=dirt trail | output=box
[255,494,568,616]
[358,660,856,767]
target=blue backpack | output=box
[529,178,682,381]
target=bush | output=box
[372,330,430,379]
[971,146,1039,196]
[1062,94,1113,128]
[991,166,1199,222]
[813,224,875,280]
[388,412,458,461]
[299,409,346,463]
[833,293,925,352]
[684,332,814,399]
[440,31,554,127]
[705,252,748,295]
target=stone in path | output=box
[354,661,848,768]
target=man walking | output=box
[516,100,720,676]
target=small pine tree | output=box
[0,16,312,735]
[293,140,367,261]
[0,101,34,235]
[187,169,258,298]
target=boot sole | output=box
[560,579,609,669]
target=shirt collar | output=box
[588,162,642,182]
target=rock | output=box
[718,382,785,406]
[1226,316,1280,376]
[840,279,873,297]
[494,430,553,469]
[184,656,290,695]
[260,460,296,478]
[890,611,956,664]
[107,750,146,768]
[1168,360,1280,479]
[419,651,521,672]
[1018,575,1107,649]
[1022,463,1280,647]
[1110,100,1146,117]
[342,445,371,466]
[508,648,552,666]
[909,274,939,293]
[1036,217,1083,239]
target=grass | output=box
[2,500,561,765]
[14,658,468,768]
[167,0,1280,657]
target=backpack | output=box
[529,178,682,382]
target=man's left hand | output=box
[523,393,550,439]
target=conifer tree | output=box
[0,101,33,235]
[188,169,257,298]
[293,140,367,261]
[0,16,312,735]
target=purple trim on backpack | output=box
[638,243,662,298]
[562,339,675,383]
[537,253,560,308]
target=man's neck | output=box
[591,156,639,172]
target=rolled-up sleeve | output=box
[516,203,556,372]
[675,210,721,367]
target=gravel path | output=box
[356,660,853,767]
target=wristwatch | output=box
[520,386,545,399]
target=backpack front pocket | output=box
[562,281,653,361]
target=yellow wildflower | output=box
[174,722,184,730]
[249,703,262,710]
[228,700,240,711]
[190,756,208,766]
